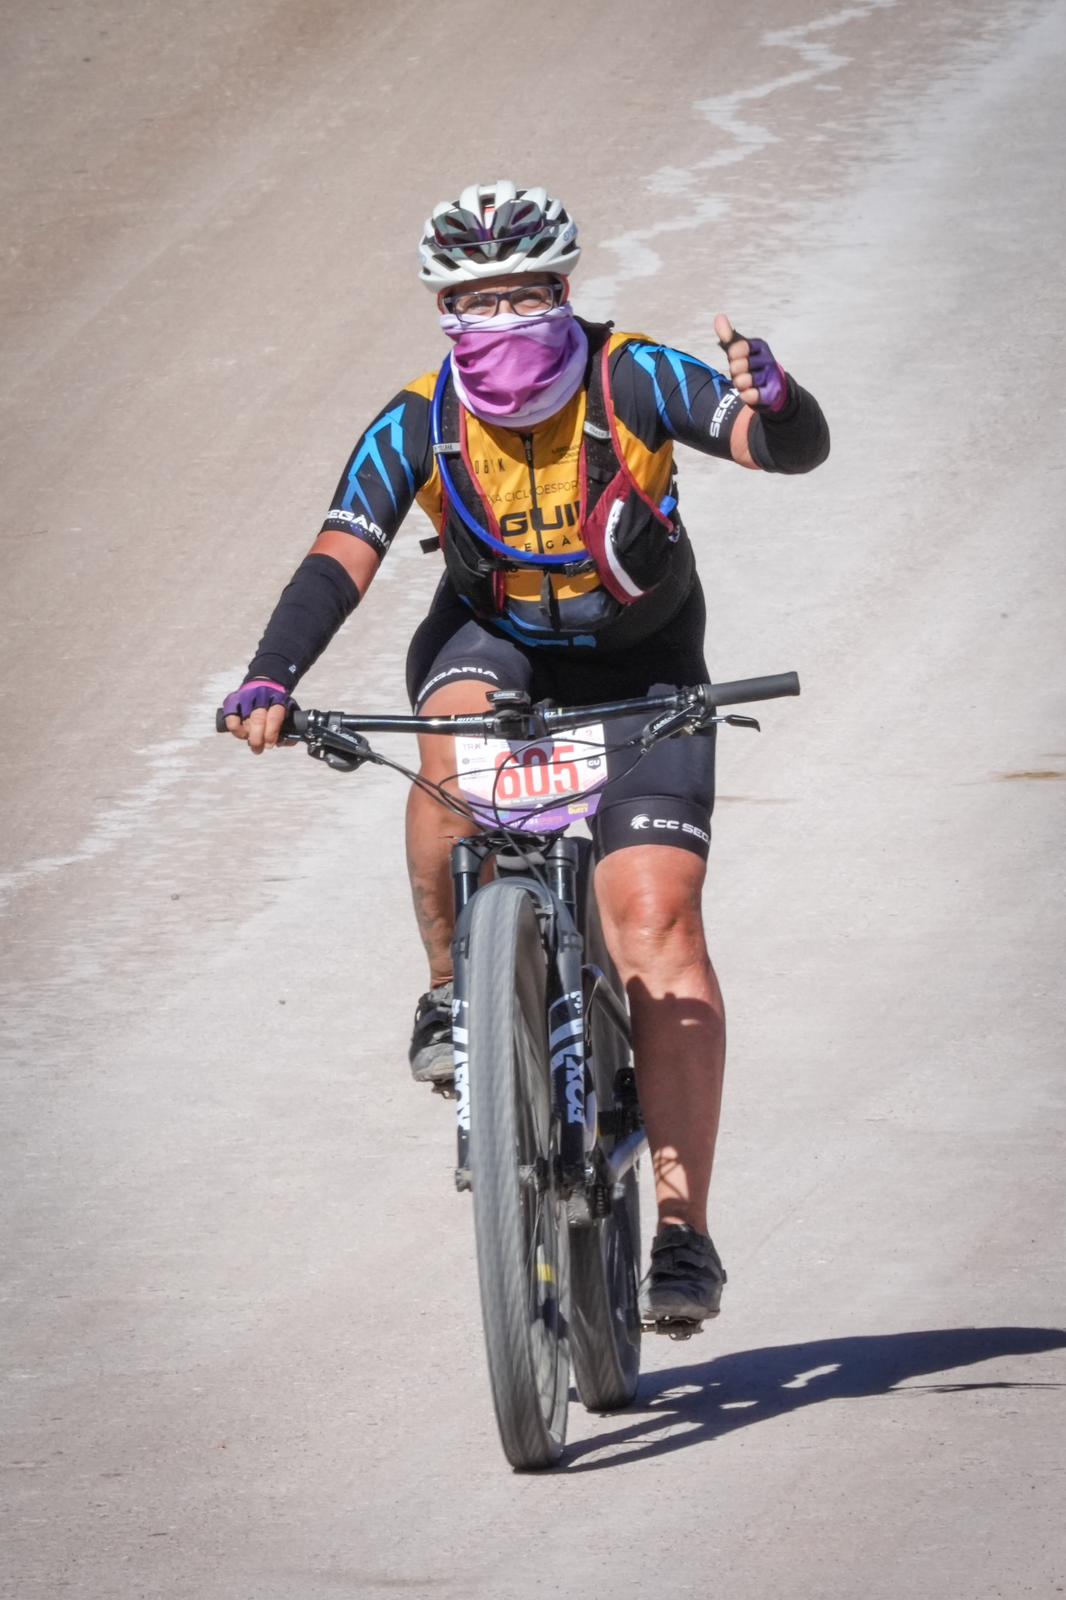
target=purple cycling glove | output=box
[743,336,789,413]
[719,327,790,413]
[222,679,290,720]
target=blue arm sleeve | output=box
[320,386,435,556]
[609,340,748,458]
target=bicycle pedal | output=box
[642,1316,704,1341]
[431,1079,458,1100]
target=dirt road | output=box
[3,2,1064,1595]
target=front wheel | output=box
[466,882,570,1471]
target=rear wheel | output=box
[568,843,642,1412]
[467,882,570,1470]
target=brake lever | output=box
[640,707,763,749]
[307,729,372,772]
[639,703,706,748]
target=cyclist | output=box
[222,181,829,1327]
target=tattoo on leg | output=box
[411,876,452,966]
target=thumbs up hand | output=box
[714,314,790,414]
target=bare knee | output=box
[596,847,709,982]
[612,900,708,981]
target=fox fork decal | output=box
[549,989,591,1172]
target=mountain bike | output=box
[217,671,799,1469]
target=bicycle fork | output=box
[449,835,643,1204]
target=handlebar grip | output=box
[215,705,307,734]
[704,671,800,707]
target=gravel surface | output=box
[3,2,1064,1596]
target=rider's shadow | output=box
[563,1326,1066,1471]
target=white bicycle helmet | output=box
[418,180,580,291]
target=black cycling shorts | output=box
[405,580,716,860]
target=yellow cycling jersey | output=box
[408,332,676,610]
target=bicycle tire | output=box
[467,881,570,1470]
[568,844,642,1412]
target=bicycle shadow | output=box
[562,1326,1066,1472]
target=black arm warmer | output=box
[748,378,830,475]
[245,553,360,688]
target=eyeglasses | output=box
[443,281,565,324]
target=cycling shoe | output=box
[639,1224,727,1332]
[408,982,455,1087]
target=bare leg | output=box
[595,846,725,1235]
[404,680,496,985]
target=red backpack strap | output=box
[598,337,673,525]
[579,335,674,604]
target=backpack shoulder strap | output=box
[580,328,677,533]
[577,318,614,445]
[577,321,622,515]
[431,358,461,458]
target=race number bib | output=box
[454,724,608,833]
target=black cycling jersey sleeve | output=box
[319,385,436,555]
[609,340,748,459]
[611,339,829,474]
[245,554,360,689]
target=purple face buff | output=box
[719,328,789,413]
[222,679,290,720]
[440,305,589,429]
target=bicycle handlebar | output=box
[698,671,800,708]
[215,672,800,737]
